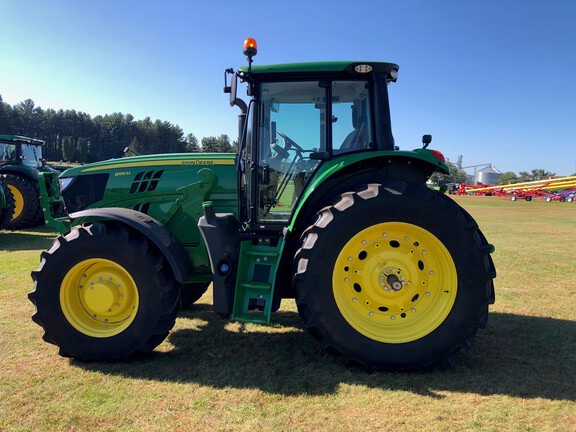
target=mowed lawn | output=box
[0,195,574,431]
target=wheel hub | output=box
[380,268,404,291]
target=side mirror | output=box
[422,134,432,149]
[229,72,238,107]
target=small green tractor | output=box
[0,135,63,229]
[30,39,495,371]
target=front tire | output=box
[3,174,43,229]
[0,180,15,229]
[29,221,180,361]
[293,182,496,371]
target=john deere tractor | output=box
[30,39,495,371]
[0,135,62,229]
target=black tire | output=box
[179,282,210,309]
[29,221,180,361]
[0,180,15,229]
[293,182,496,371]
[3,174,43,229]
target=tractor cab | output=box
[0,135,45,169]
[226,39,399,230]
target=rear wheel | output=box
[293,182,495,371]
[3,174,43,229]
[179,282,210,309]
[29,221,180,361]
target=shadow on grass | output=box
[0,226,57,251]
[74,306,576,401]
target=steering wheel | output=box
[277,131,305,152]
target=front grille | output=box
[62,173,109,213]
[129,170,164,194]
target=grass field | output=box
[1,196,574,431]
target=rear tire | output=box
[3,174,43,229]
[29,221,180,361]
[293,182,496,371]
[179,282,210,309]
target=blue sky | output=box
[1,0,575,175]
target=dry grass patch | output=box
[1,197,574,431]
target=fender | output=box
[289,149,448,232]
[68,207,195,283]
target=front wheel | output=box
[3,174,43,229]
[293,182,496,371]
[0,180,15,229]
[29,221,180,361]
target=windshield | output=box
[20,144,43,167]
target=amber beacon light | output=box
[243,37,258,57]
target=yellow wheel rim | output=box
[333,222,457,343]
[7,184,24,219]
[60,258,139,338]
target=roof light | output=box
[243,37,258,58]
[354,64,373,73]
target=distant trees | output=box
[61,136,75,162]
[429,161,468,187]
[517,169,556,182]
[0,96,236,162]
[496,172,518,185]
[201,134,233,153]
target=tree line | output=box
[0,96,237,163]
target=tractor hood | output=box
[60,153,236,178]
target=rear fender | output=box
[69,207,195,283]
[290,151,447,232]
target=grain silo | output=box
[475,165,503,185]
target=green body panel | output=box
[288,149,449,231]
[54,153,238,283]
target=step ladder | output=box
[231,238,284,325]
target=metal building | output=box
[475,165,503,185]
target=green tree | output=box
[496,172,518,185]
[61,136,76,162]
[428,161,468,187]
[77,137,89,163]
[517,169,556,182]
[215,134,233,153]
[185,133,200,152]
[201,136,219,152]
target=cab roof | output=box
[0,135,45,146]
[239,61,399,79]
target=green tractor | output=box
[30,39,495,371]
[0,135,63,229]
[0,177,15,229]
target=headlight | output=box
[59,177,75,193]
